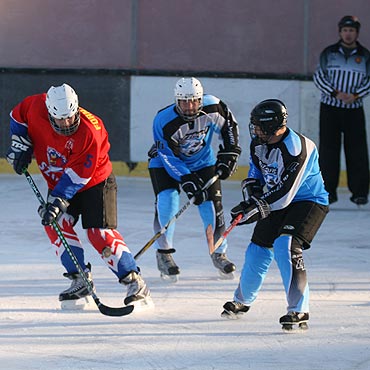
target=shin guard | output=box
[87,228,138,279]
[44,213,86,273]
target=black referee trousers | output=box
[319,103,369,198]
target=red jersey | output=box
[10,93,113,199]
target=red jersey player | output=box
[6,83,151,310]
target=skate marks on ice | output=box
[159,272,179,283]
[2,176,370,369]
[2,257,370,370]
[158,270,234,283]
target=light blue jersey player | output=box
[221,99,329,331]
[148,77,241,281]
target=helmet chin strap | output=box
[175,104,200,121]
[257,134,274,144]
[256,125,287,144]
[48,111,80,136]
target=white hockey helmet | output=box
[45,83,80,135]
[174,77,203,120]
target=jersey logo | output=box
[173,124,210,157]
[256,146,284,189]
[65,138,74,152]
[259,160,279,187]
[46,146,67,171]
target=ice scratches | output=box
[352,357,370,370]
[350,245,370,249]
[328,282,337,294]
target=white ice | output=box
[1,174,370,370]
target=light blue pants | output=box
[154,189,227,253]
[234,235,309,312]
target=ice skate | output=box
[211,253,236,279]
[221,301,250,319]
[350,196,368,209]
[279,311,309,332]
[120,271,153,310]
[156,249,180,283]
[59,264,94,310]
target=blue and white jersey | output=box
[149,94,240,182]
[248,128,328,210]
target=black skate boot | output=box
[350,196,368,206]
[279,311,309,332]
[156,248,180,282]
[221,301,250,319]
[120,271,152,309]
[59,263,94,310]
[211,253,236,279]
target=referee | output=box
[313,15,370,205]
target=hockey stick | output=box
[134,172,220,260]
[209,205,260,254]
[209,213,243,255]
[23,170,134,317]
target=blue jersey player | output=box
[221,99,329,331]
[148,77,241,281]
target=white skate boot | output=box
[120,271,153,310]
[59,264,94,310]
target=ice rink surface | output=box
[1,174,370,370]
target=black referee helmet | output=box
[338,15,361,32]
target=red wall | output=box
[0,0,369,75]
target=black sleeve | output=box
[218,100,241,152]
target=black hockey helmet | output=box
[249,99,288,140]
[338,15,361,32]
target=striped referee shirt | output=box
[313,41,370,108]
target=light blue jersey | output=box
[149,95,239,182]
[249,128,329,209]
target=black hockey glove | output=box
[38,195,69,226]
[6,134,33,175]
[230,196,271,225]
[147,143,158,159]
[181,173,208,205]
[241,178,264,200]
[215,145,242,180]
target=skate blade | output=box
[160,272,179,283]
[60,295,94,311]
[217,270,235,280]
[221,310,244,320]
[281,322,308,333]
[130,296,155,312]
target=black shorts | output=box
[64,173,118,229]
[251,201,329,249]
[149,165,222,201]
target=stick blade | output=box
[206,224,216,255]
[96,300,134,317]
